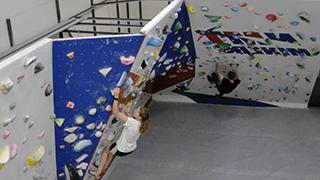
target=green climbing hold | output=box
[296,62,305,69]
[174,22,183,32]
[265,38,273,45]
[180,45,189,55]
[217,42,232,50]
[204,15,222,23]
[298,12,311,23]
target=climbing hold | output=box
[64,127,78,133]
[66,101,75,109]
[187,5,196,13]
[37,131,46,139]
[238,2,247,7]
[147,36,163,47]
[254,12,262,16]
[10,144,17,160]
[298,11,311,23]
[120,56,135,65]
[17,74,25,84]
[290,21,299,27]
[86,123,96,130]
[231,7,239,12]
[45,84,53,97]
[224,1,231,7]
[224,15,232,20]
[24,56,37,67]
[2,130,10,140]
[162,25,170,35]
[173,22,183,32]
[76,154,88,163]
[74,115,85,125]
[66,52,75,60]
[74,140,92,152]
[34,63,45,74]
[26,145,45,166]
[201,6,209,12]
[96,97,107,105]
[9,103,16,111]
[105,105,112,112]
[204,15,222,23]
[0,145,10,164]
[266,13,278,22]
[54,118,65,127]
[28,121,34,128]
[0,78,14,94]
[180,46,189,55]
[117,71,127,87]
[247,6,255,12]
[88,108,97,116]
[99,67,112,77]
[310,37,317,42]
[64,133,78,144]
[2,115,16,127]
[95,131,103,138]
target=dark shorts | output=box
[109,143,134,157]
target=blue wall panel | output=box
[152,2,197,77]
[52,35,144,179]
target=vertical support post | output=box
[116,1,121,33]
[54,0,63,38]
[90,0,97,36]
[139,1,143,27]
[6,18,14,47]
[126,2,130,33]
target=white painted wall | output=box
[0,38,56,180]
[0,0,57,51]
[183,0,320,108]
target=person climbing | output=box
[207,60,241,97]
[95,87,150,180]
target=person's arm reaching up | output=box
[112,88,128,123]
[215,60,224,81]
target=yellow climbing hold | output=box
[187,5,196,13]
[26,156,39,166]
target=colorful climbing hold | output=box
[204,15,222,23]
[266,13,277,22]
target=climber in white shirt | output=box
[95,88,150,180]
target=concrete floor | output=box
[103,102,320,180]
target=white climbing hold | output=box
[99,67,112,77]
[88,108,97,116]
[75,115,85,125]
[64,127,78,133]
[64,133,78,144]
[74,140,92,152]
[95,131,103,138]
[86,123,96,130]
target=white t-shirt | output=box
[117,117,141,153]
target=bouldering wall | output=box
[179,0,320,108]
[0,39,57,179]
[52,35,144,179]
[127,0,184,108]
[145,2,197,94]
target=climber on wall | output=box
[95,88,150,180]
[207,60,241,97]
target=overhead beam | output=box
[65,30,128,35]
[77,22,145,27]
